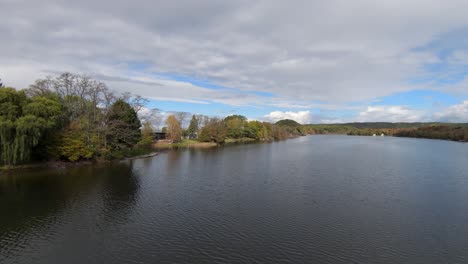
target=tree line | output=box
[0,73,155,166]
[163,114,313,144]
[0,74,314,166]
[306,123,468,142]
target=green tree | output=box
[106,99,142,151]
[138,121,154,148]
[0,87,61,165]
[53,120,96,161]
[198,118,227,144]
[187,115,199,139]
[245,121,263,140]
[225,117,245,139]
[275,119,300,127]
[224,115,247,122]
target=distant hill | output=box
[276,119,301,127]
[306,122,468,129]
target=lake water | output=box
[1,135,468,263]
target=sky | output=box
[1,0,468,124]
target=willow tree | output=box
[0,87,61,165]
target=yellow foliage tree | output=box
[165,115,182,142]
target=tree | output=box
[106,99,141,151]
[138,121,154,148]
[196,114,210,127]
[53,120,96,161]
[165,115,182,142]
[121,92,149,115]
[198,118,227,144]
[224,115,247,122]
[187,115,199,139]
[245,121,263,139]
[276,119,300,127]
[0,87,62,165]
[174,111,190,128]
[225,117,246,138]
[29,73,115,147]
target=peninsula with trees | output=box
[0,73,309,168]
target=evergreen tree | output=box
[187,115,199,139]
[106,99,141,150]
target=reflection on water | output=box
[2,136,468,263]
[0,164,140,263]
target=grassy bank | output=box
[154,139,218,149]
[154,137,272,149]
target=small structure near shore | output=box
[152,132,167,140]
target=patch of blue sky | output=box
[147,99,272,119]
[409,27,468,84]
[251,91,274,97]
[371,90,461,109]
[156,73,225,90]
[413,27,468,54]
[414,58,468,85]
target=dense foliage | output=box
[161,114,312,145]
[0,88,62,165]
[394,126,468,142]
[195,116,311,144]
[0,73,146,166]
[275,119,301,127]
[106,99,141,151]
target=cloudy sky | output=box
[2,0,468,123]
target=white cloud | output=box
[263,111,312,124]
[2,0,468,107]
[356,106,425,122]
[433,100,468,122]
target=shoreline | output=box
[5,134,464,172]
[0,137,290,172]
[152,137,272,149]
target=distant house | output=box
[152,132,167,140]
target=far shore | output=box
[153,137,270,149]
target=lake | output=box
[1,135,468,263]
